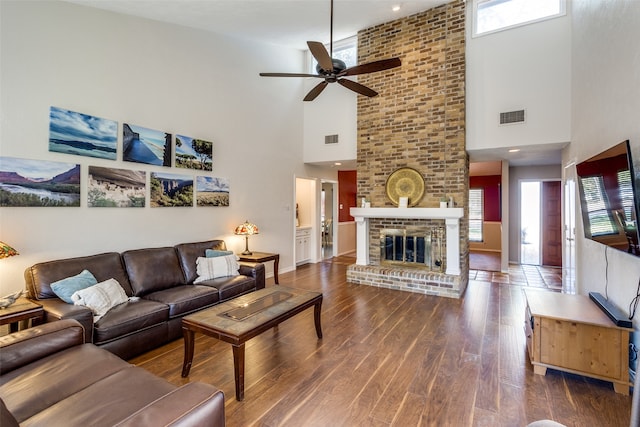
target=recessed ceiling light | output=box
[392,5,401,12]
[508,149,520,153]
[334,162,342,166]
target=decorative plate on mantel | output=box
[385,167,425,207]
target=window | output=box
[473,0,566,37]
[579,176,617,236]
[469,188,484,242]
[308,36,357,73]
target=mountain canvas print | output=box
[0,157,80,207]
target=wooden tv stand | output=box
[523,289,632,394]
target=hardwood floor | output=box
[130,256,633,426]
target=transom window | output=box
[473,0,566,37]
[308,36,357,73]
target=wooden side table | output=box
[237,252,280,284]
[524,289,632,394]
[0,297,44,333]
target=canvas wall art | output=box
[150,172,193,207]
[88,166,146,208]
[175,135,213,171]
[49,106,118,160]
[123,123,171,167]
[196,176,229,206]
[0,157,80,207]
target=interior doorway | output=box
[520,180,562,266]
[321,181,336,259]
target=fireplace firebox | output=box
[380,227,444,271]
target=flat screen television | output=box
[576,140,640,256]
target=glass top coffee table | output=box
[181,286,323,401]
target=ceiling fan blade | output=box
[304,81,329,101]
[260,72,323,78]
[307,41,333,72]
[337,79,378,97]
[340,57,401,77]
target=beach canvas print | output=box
[123,123,171,167]
[196,176,229,206]
[49,106,118,160]
[150,172,193,207]
[0,157,80,207]
[88,166,146,208]
[175,135,213,171]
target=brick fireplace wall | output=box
[354,0,469,296]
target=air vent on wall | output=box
[500,109,525,125]
[325,134,339,144]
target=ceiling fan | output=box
[259,0,401,102]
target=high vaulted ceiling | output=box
[64,0,450,50]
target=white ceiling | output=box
[64,0,451,50]
[63,0,564,169]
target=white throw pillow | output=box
[194,254,239,283]
[71,278,128,322]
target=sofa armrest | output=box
[35,298,94,343]
[114,382,225,427]
[0,319,85,375]
[238,261,265,290]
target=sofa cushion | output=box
[50,269,98,303]
[194,255,239,283]
[199,275,259,301]
[20,367,176,427]
[92,299,169,345]
[25,252,132,300]
[205,249,234,257]
[143,285,219,318]
[0,344,130,423]
[71,278,129,322]
[175,240,227,284]
[122,247,185,296]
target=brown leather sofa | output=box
[0,319,225,426]
[25,239,265,360]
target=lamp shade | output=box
[234,220,259,236]
[0,241,19,259]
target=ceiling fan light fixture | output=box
[259,0,401,102]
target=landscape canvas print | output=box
[175,135,213,171]
[123,123,171,167]
[196,176,229,206]
[49,106,118,160]
[88,166,146,208]
[150,172,193,207]
[0,157,80,207]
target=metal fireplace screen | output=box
[380,228,444,271]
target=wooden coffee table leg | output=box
[314,300,323,339]
[273,255,280,284]
[181,327,195,377]
[232,343,246,401]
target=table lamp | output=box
[234,220,259,255]
[0,241,18,259]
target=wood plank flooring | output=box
[130,256,633,426]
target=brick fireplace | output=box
[349,0,468,298]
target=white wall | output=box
[0,0,334,293]
[568,0,640,318]
[302,79,357,164]
[466,7,571,151]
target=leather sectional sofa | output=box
[24,239,265,360]
[0,319,225,426]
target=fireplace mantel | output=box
[350,207,463,275]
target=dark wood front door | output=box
[542,181,562,266]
